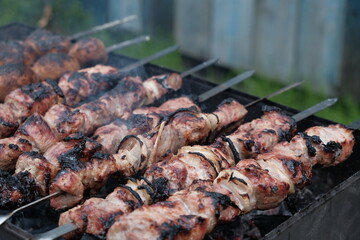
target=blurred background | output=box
[0,0,359,124]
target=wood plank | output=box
[174,0,212,59]
[253,0,298,82]
[211,0,256,69]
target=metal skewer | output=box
[245,81,304,107]
[0,191,62,226]
[198,69,255,102]
[106,35,150,53]
[292,98,338,122]
[346,118,360,130]
[70,15,137,40]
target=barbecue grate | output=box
[0,23,359,240]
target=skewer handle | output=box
[70,15,137,40]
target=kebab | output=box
[26,80,300,214]
[0,15,136,66]
[103,118,355,240]
[56,98,333,238]
[0,16,140,99]
[0,45,176,139]
[0,60,224,209]
[0,56,185,173]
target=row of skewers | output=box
[0,20,357,240]
[0,15,145,101]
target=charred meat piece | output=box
[0,73,182,172]
[0,80,65,138]
[58,64,121,106]
[0,63,38,101]
[32,52,80,81]
[25,28,71,56]
[68,37,108,67]
[0,40,38,66]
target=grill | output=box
[0,23,360,240]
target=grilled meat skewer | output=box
[0,43,173,139]
[0,35,148,100]
[59,98,335,237]
[0,73,182,172]
[106,124,354,240]
[5,97,196,204]
[0,16,136,67]
[0,59,221,208]
[0,64,120,138]
[59,106,294,237]
[49,99,246,210]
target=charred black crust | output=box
[103,211,124,232]
[263,129,276,134]
[281,158,311,185]
[271,186,278,193]
[23,151,44,159]
[21,82,52,103]
[243,139,256,152]
[118,184,144,206]
[218,98,236,107]
[17,114,45,136]
[282,159,301,177]
[0,170,38,209]
[188,151,218,175]
[0,63,26,75]
[9,144,19,150]
[46,78,64,98]
[125,114,152,131]
[203,191,238,212]
[91,72,121,85]
[63,132,85,141]
[149,177,171,202]
[19,138,31,145]
[92,151,111,160]
[221,136,241,163]
[115,77,142,94]
[323,141,342,153]
[157,215,205,240]
[0,117,17,128]
[299,133,322,157]
[59,141,86,171]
